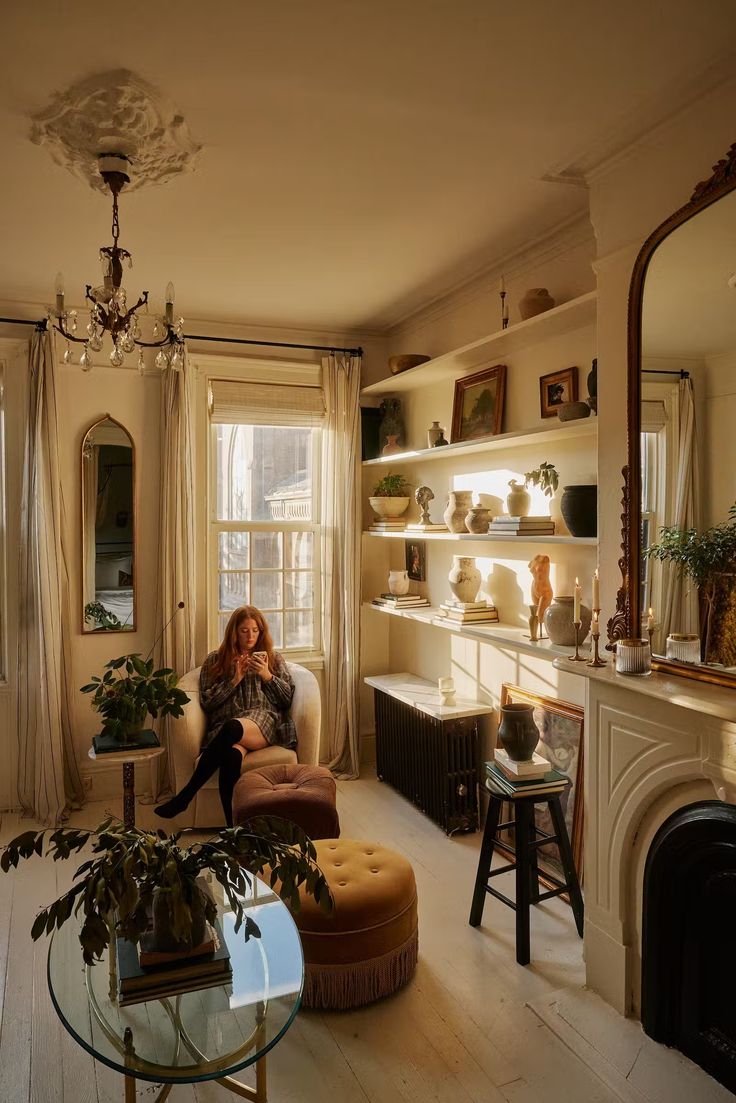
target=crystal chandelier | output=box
[51,154,185,373]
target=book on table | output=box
[494,748,551,779]
[92,729,160,754]
[484,761,567,798]
[116,915,232,1005]
[379,593,426,602]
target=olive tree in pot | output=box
[369,472,412,519]
[0,816,333,962]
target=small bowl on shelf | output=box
[557,401,591,422]
[388,354,431,376]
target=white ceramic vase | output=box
[444,490,474,532]
[448,555,481,603]
[388,569,410,595]
[506,480,531,517]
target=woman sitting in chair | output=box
[155,605,295,825]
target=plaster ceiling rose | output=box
[29,68,201,192]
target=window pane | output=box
[219,532,249,570]
[252,531,282,569]
[215,424,314,522]
[252,572,281,609]
[284,531,313,569]
[219,572,249,610]
[284,571,312,609]
[286,610,313,650]
[268,614,283,649]
[218,613,230,639]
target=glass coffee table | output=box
[47,879,303,1102]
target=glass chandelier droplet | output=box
[79,347,92,372]
[155,349,168,370]
[137,350,146,375]
[110,345,124,367]
[88,330,103,352]
[170,346,184,372]
[122,330,136,354]
[63,342,73,364]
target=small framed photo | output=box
[451,364,506,443]
[405,539,426,582]
[539,366,578,418]
[498,684,584,892]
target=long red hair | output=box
[210,606,276,681]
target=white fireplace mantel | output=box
[554,657,736,1017]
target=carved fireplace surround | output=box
[555,658,736,1019]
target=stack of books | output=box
[436,599,499,623]
[489,515,555,536]
[92,729,160,755]
[485,754,568,798]
[369,519,406,533]
[372,593,430,610]
[116,916,232,1007]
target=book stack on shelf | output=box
[436,598,499,623]
[488,515,555,536]
[369,518,407,533]
[116,916,232,1006]
[372,593,430,610]
[485,749,568,798]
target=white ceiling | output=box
[0,1,734,333]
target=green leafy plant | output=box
[84,601,124,631]
[81,654,189,742]
[523,461,559,499]
[371,472,411,497]
[0,816,333,965]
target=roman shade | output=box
[209,379,325,426]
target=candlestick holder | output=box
[648,626,654,651]
[587,608,606,667]
[500,290,508,330]
[569,620,586,661]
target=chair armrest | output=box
[287,662,321,766]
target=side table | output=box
[88,744,166,828]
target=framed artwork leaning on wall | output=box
[498,684,584,892]
[405,539,426,582]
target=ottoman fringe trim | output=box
[302,929,418,1010]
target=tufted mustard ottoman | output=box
[232,763,340,839]
[293,838,418,1010]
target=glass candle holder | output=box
[665,633,701,664]
[615,638,652,676]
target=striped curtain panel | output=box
[17,330,83,825]
[152,347,197,798]
[321,353,362,778]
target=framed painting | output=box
[498,684,584,891]
[450,364,506,443]
[539,366,578,418]
[405,539,426,582]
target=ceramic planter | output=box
[498,703,540,762]
[560,484,597,537]
[369,496,410,519]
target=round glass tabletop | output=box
[47,878,304,1085]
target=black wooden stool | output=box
[469,781,584,965]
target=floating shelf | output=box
[361,418,597,467]
[363,602,573,662]
[362,530,597,547]
[360,291,597,398]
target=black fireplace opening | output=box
[642,800,736,1094]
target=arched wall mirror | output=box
[81,415,136,633]
[610,141,736,687]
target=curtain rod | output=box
[0,315,362,357]
[642,368,690,379]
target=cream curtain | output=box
[153,350,197,798]
[321,353,362,778]
[658,377,700,646]
[17,330,83,825]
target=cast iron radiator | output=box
[373,687,480,834]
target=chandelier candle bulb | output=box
[54,271,65,315]
[165,281,175,324]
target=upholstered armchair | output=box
[167,662,321,828]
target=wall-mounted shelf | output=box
[363,530,597,547]
[361,290,597,398]
[363,601,573,662]
[361,418,597,467]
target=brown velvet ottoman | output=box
[232,763,340,840]
[291,838,418,1010]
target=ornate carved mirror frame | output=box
[608,140,736,687]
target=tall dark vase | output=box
[497,703,540,762]
[561,484,597,538]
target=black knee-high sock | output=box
[218,745,244,828]
[155,719,243,818]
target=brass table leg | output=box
[122,762,136,829]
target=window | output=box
[210,397,323,654]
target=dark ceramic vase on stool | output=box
[498,703,540,762]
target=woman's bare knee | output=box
[238,720,269,751]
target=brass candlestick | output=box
[569,620,586,661]
[500,289,508,329]
[588,608,606,667]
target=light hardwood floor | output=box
[0,774,717,1103]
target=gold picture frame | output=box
[450,364,506,443]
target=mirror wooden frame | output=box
[607,140,736,687]
[80,413,137,634]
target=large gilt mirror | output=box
[81,415,136,633]
[611,142,736,687]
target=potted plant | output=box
[645,505,736,664]
[0,816,333,963]
[506,462,559,517]
[369,472,412,519]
